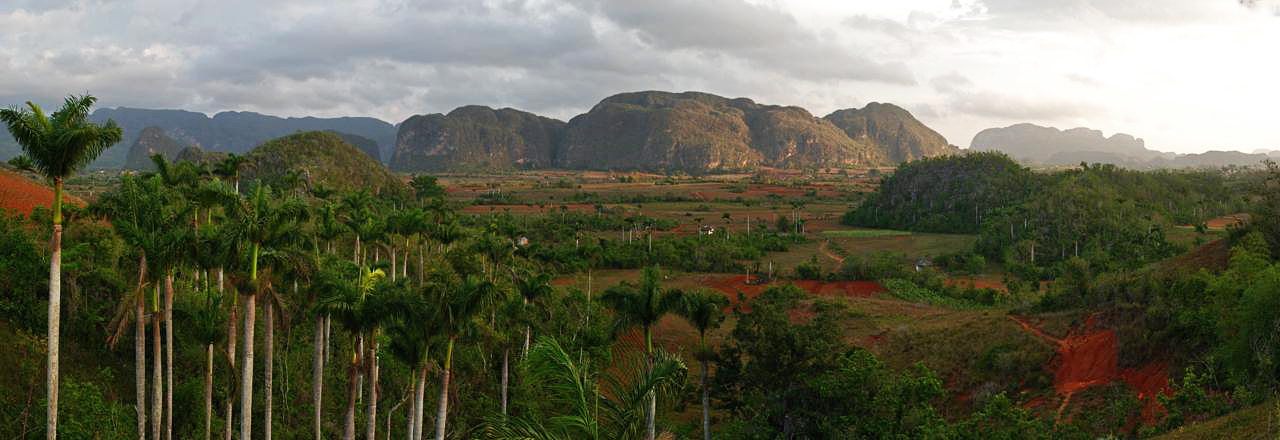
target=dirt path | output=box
[819,239,844,264]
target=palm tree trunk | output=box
[413,366,427,440]
[265,303,275,440]
[501,348,509,417]
[45,183,63,440]
[356,336,364,404]
[153,285,163,440]
[136,295,147,440]
[366,340,380,440]
[134,253,147,440]
[343,338,358,440]
[165,272,175,440]
[523,326,531,358]
[645,328,655,440]
[434,337,455,440]
[701,359,710,440]
[240,293,257,440]
[325,315,332,366]
[205,343,214,440]
[391,249,397,282]
[224,294,237,440]
[313,315,325,440]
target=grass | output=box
[822,228,912,238]
[1152,400,1277,440]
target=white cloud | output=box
[0,0,1277,153]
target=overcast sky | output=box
[2,0,1277,153]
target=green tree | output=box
[224,185,308,440]
[676,290,729,440]
[599,266,686,440]
[432,274,500,440]
[0,94,122,438]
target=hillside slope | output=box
[241,131,405,195]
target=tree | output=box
[213,153,249,194]
[676,290,729,440]
[599,266,686,440]
[432,274,500,440]
[515,272,555,357]
[410,175,446,200]
[1,94,122,439]
[316,259,386,440]
[483,337,688,440]
[7,154,35,172]
[96,175,183,440]
[224,185,308,440]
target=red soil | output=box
[1204,214,1246,229]
[460,203,595,214]
[1009,314,1170,424]
[0,169,84,216]
[791,280,886,298]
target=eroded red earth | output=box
[1010,314,1170,424]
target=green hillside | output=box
[241,131,405,195]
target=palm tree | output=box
[482,338,688,440]
[317,261,386,440]
[224,185,308,440]
[213,153,249,194]
[1,94,121,438]
[599,266,686,440]
[433,274,500,440]
[385,296,436,440]
[515,272,554,357]
[341,190,375,265]
[96,176,181,440]
[675,291,729,440]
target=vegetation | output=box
[5,110,1279,440]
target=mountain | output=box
[124,127,194,170]
[241,131,405,195]
[971,123,1272,168]
[559,91,883,171]
[970,123,1160,164]
[390,106,565,171]
[78,107,396,168]
[392,92,965,172]
[824,102,956,162]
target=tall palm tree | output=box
[676,291,729,440]
[599,266,686,440]
[97,176,181,440]
[341,190,375,264]
[432,274,499,440]
[317,261,386,440]
[224,185,308,440]
[515,272,554,357]
[1,94,121,438]
[213,153,249,194]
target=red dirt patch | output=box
[791,280,886,298]
[0,169,85,216]
[1009,314,1169,424]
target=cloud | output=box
[0,0,1277,154]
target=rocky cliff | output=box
[390,106,565,171]
[824,102,956,163]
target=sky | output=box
[1,0,1277,153]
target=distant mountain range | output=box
[0,108,397,169]
[391,91,957,172]
[2,91,957,172]
[971,123,1276,168]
